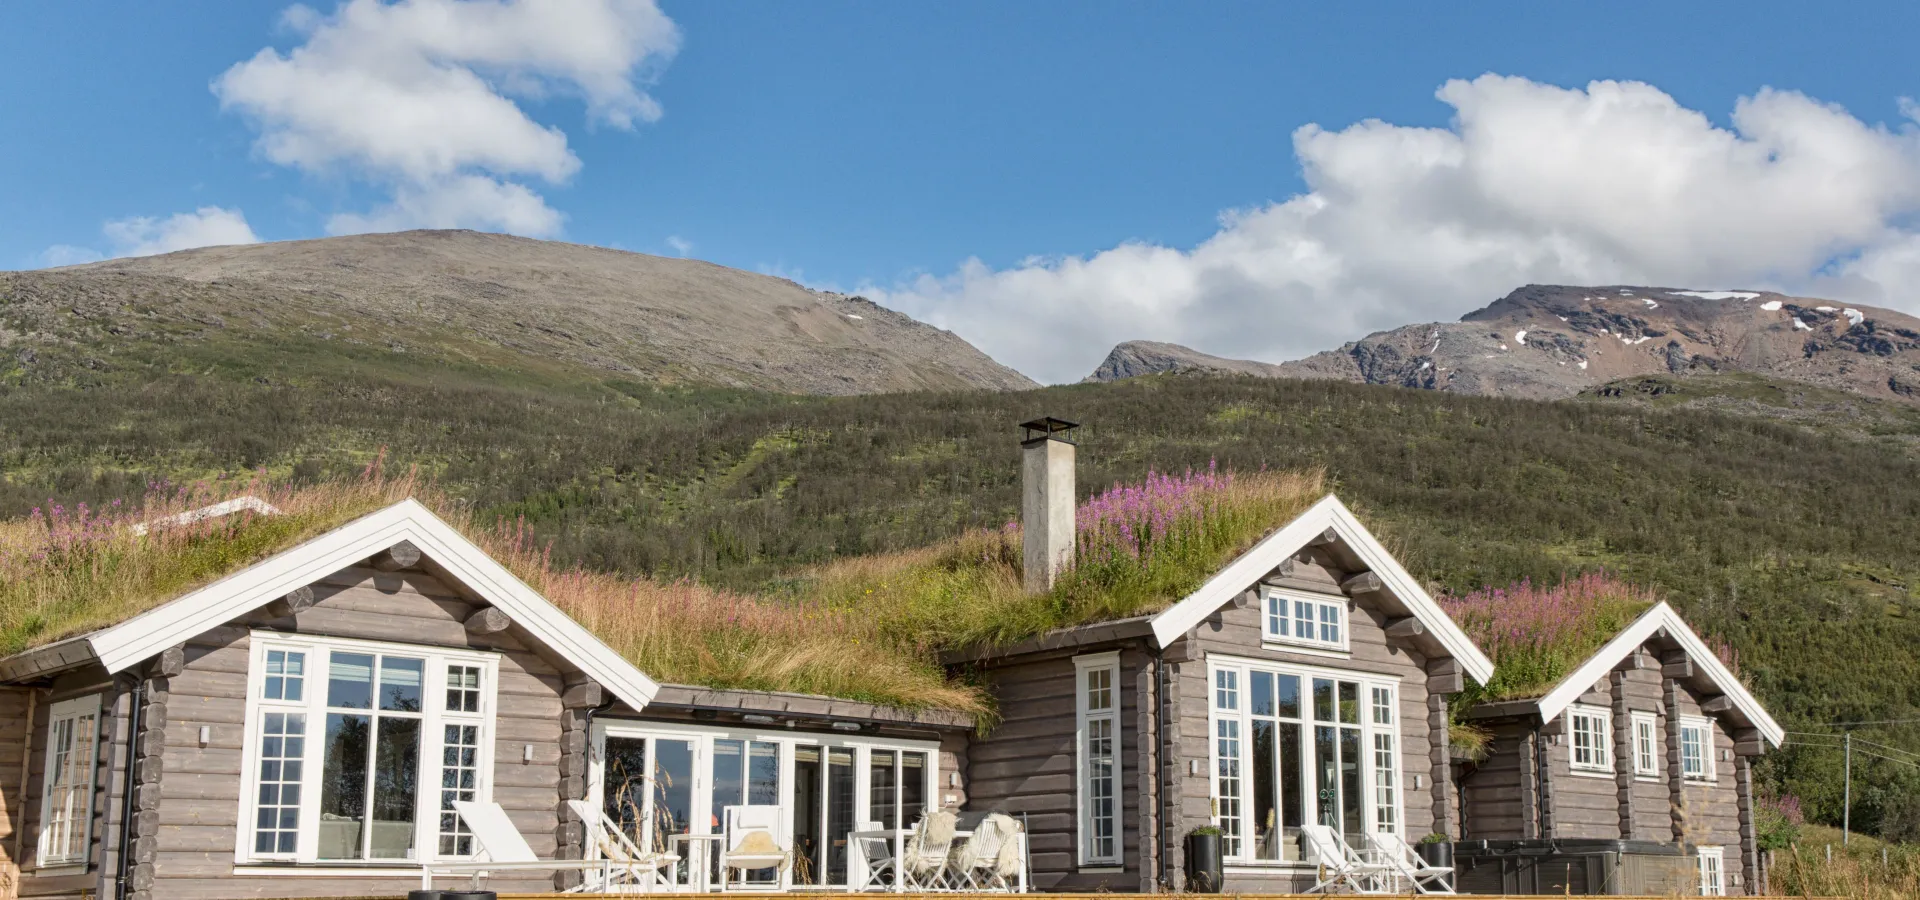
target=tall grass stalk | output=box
[1768,838,1920,898]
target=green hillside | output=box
[3,363,1918,835]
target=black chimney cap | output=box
[1020,417,1080,445]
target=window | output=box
[1698,846,1725,895]
[1632,712,1659,777]
[38,695,101,866]
[1075,652,1121,866]
[1262,589,1348,651]
[595,724,936,890]
[238,634,497,864]
[1568,706,1612,773]
[1208,656,1400,864]
[1681,717,1716,782]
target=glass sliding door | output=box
[592,725,940,890]
[826,748,855,886]
[792,745,823,886]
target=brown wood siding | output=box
[12,668,117,900]
[145,564,572,898]
[965,646,1144,892]
[1459,722,1533,840]
[0,687,32,897]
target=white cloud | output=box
[36,245,106,268]
[214,0,679,237]
[665,234,692,256]
[872,75,1920,383]
[34,207,261,267]
[102,206,262,257]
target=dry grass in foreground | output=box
[1768,828,1920,898]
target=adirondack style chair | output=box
[1366,831,1455,894]
[421,800,618,892]
[563,798,681,892]
[1299,824,1392,895]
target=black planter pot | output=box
[1184,832,1224,893]
[1417,840,1454,872]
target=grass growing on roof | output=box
[802,466,1326,650]
[0,468,420,656]
[1439,572,1657,708]
[0,464,1326,715]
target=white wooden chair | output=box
[717,805,791,892]
[563,798,681,892]
[421,800,616,892]
[901,809,957,891]
[948,812,1026,892]
[1299,824,1392,895]
[853,820,900,892]
[1366,832,1454,894]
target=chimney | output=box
[1020,417,1079,592]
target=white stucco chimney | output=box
[1020,417,1079,593]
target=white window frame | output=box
[1074,651,1122,867]
[588,719,940,891]
[1206,654,1403,866]
[37,694,102,867]
[1631,711,1659,777]
[1697,845,1725,895]
[1567,706,1612,773]
[234,632,500,866]
[1260,588,1350,653]
[1681,716,1717,782]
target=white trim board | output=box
[1532,601,1782,748]
[1147,494,1495,685]
[85,498,660,710]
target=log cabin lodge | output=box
[0,419,1779,898]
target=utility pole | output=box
[1843,732,1853,846]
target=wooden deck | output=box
[274,886,1843,894]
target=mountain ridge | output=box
[3,229,1037,395]
[1086,284,1920,405]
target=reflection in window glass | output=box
[328,653,374,709]
[379,657,424,712]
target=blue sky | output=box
[7,2,1920,381]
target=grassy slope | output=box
[5,346,1920,832]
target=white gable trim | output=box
[1534,602,1782,748]
[1146,494,1494,684]
[86,499,659,710]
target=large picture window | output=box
[237,633,497,865]
[38,695,101,867]
[1261,589,1348,651]
[1208,656,1400,864]
[1075,652,1121,866]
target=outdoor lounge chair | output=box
[1300,824,1392,895]
[717,804,792,891]
[1366,831,1454,894]
[563,798,681,892]
[421,800,619,892]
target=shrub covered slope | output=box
[5,367,1920,834]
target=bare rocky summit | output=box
[1083,340,1289,381]
[1,230,1035,395]
[1087,284,1920,404]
